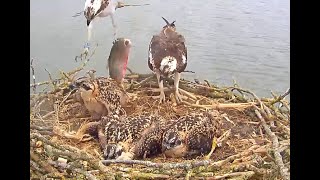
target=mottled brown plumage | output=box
[161,110,222,158]
[71,76,128,120]
[148,17,188,103]
[120,110,222,160]
[148,23,187,75]
[97,113,161,159]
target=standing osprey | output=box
[83,0,123,55]
[148,17,187,103]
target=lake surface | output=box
[30,0,290,98]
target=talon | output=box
[152,92,166,103]
[204,137,217,160]
[175,90,183,103]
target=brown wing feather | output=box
[95,0,109,16]
[85,0,110,22]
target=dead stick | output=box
[30,151,60,174]
[230,87,264,109]
[30,81,50,88]
[102,147,256,170]
[179,88,198,100]
[48,160,98,180]
[182,101,255,110]
[30,59,36,93]
[209,171,255,180]
[254,109,290,180]
[270,88,290,105]
[30,125,53,131]
[30,160,46,174]
[45,68,57,90]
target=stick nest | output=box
[30,57,290,180]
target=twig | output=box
[126,67,134,74]
[30,125,53,131]
[131,75,155,88]
[42,142,107,173]
[209,171,255,179]
[30,160,46,174]
[30,151,60,174]
[42,111,55,119]
[179,88,198,100]
[129,172,170,179]
[45,68,57,90]
[30,81,50,88]
[254,109,290,180]
[72,10,84,17]
[102,159,212,170]
[217,129,231,146]
[230,87,264,109]
[48,160,98,180]
[102,147,256,170]
[182,101,255,110]
[270,88,290,105]
[30,59,36,93]
[31,133,77,153]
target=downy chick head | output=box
[161,129,188,158]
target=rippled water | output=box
[30,0,290,97]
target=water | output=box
[30,0,290,98]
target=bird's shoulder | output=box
[94,77,122,103]
[169,113,206,132]
[84,0,110,17]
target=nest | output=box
[30,54,290,180]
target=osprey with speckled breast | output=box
[148,17,187,103]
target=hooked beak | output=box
[68,83,79,90]
[87,20,91,26]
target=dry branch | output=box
[48,160,98,180]
[30,59,36,93]
[255,109,290,180]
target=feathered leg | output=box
[81,22,93,59]
[152,71,166,103]
[110,14,117,39]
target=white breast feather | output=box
[148,48,154,67]
[182,55,186,64]
[160,56,177,72]
[92,0,102,14]
[84,0,91,10]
